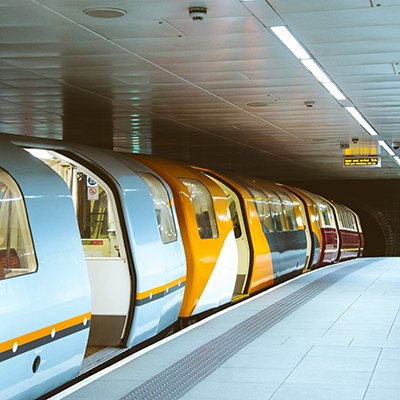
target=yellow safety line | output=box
[231,294,249,303]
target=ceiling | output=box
[1,0,400,180]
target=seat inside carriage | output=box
[0,248,21,279]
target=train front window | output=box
[0,169,37,280]
[138,173,177,244]
[180,178,218,239]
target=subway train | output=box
[0,137,363,400]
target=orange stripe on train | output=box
[136,276,186,301]
[0,312,91,353]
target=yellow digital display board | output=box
[343,156,381,167]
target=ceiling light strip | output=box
[271,26,346,103]
[270,26,310,59]
[378,140,396,156]
[345,107,378,136]
[301,59,330,83]
[322,82,346,101]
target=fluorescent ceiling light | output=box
[272,26,347,102]
[322,82,346,101]
[393,156,400,166]
[345,107,363,123]
[301,59,330,83]
[345,107,378,136]
[378,140,396,156]
[25,148,54,160]
[271,26,310,60]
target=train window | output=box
[278,192,298,231]
[337,208,343,228]
[313,204,321,228]
[180,179,219,239]
[0,169,37,280]
[298,189,335,229]
[246,187,274,233]
[228,197,242,239]
[138,173,177,244]
[266,191,287,232]
[339,208,346,229]
[338,206,357,231]
[319,204,331,227]
[70,171,124,258]
[326,205,336,227]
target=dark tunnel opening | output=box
[356,208,386,257]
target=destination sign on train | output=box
[343,156,381,167]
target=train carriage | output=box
[21,142,187,348]
[287,187,340,267]
[248,179,310,279]
[0,138,91,400]
[330,201,362,261]
[225,175,311,281]
[132,155,238,318]
[194,167,275,298]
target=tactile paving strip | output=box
[119,260,370,400]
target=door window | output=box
[180,179,219,239]
[0,169,37,280]
[138,173,177,244]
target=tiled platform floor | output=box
[59,257,400,400]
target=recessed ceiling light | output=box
[83,7,127,19]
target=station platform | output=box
[55,257,400,400]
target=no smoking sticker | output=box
[87,186,99,200]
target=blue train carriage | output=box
[0,138,91,400]
[19,140,186,349]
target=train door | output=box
[25,149,131,350]
[204,174,251,296]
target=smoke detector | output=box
[188,6,207,21]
